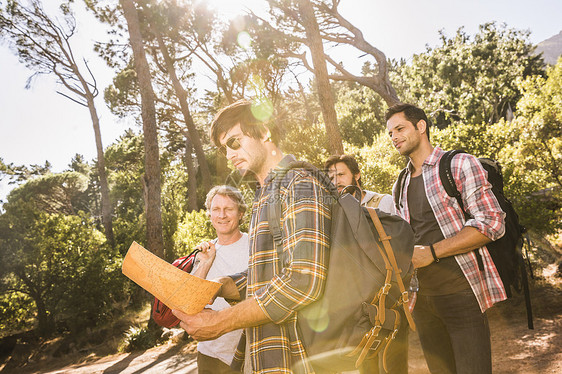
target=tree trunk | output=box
[298,0,343,155]
[85,92,114,247]
[155,32,211,195]
[17,270,53,335]
[121,0,164,259]
[183,134,198,212]
[34,292,53,335]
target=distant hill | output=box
[536,30,562,65]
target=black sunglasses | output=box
[218,137,242,156]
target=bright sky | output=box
[1,0,561,201]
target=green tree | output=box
[0,0,115,245]
[514,58,562,189]
[0,177,121,335]
[103,131,146,256]
[431,115,560,235]
[346,131,407,194]
[172,210,214,258]
[399,22,545,127]
[242,0,401,154]
[334,76,387,147]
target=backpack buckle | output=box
[401,291,409,303]
[382,283,392,295]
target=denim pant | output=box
[413,289,492,374]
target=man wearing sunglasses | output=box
[173,100,332,373]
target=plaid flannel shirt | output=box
[395,147,507,312]
[230,155,332,373]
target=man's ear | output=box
[263,129,272,142]
[355,172,362,185]
[417,119,427,135]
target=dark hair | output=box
[209,99,281,147]
[385,103,431,140]
[324,154,362,187]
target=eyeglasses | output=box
[218,136,242,156]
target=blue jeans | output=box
[413,289,492,374]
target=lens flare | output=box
[251,97,274,122]
[237,31,252,50]
[301,305,330,333]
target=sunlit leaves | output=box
[399,22,545,127]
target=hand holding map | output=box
[122,242,221,315]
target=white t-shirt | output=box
[362,190,396,214]
[191,233,249,365]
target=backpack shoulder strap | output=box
[439,150,467,214]
[439,150,486,269]
[393,167,409,212]
[365,192,385,208]
[267,161,336,253]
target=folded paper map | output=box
[122,241,221,315]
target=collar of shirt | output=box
[406,146,443,173]
[257,154,298,188]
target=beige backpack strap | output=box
[365,192,385,208]
[366,208,416,332]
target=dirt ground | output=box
[1,265,561,374]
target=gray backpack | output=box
[268,162,416,373]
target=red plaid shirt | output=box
[395,147,507,311]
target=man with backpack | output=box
[325,154,409,374]
[325,154,395,214]
[386,103,507,374]
[173,100,333,373]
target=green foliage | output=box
[6,171,90,215]
[431,120,519,161]
[278,90,330,167]
[514,59,562,188]
[282,118,329,167]
[430,115,560,234]
[504,59,562,233]
[120,325,165,352]
[161,161,190,261]
[0,286,34,334]
[398,22,545,127]
[104,64,139,118]
[0,205,123,334]
[346,131,407,194]
[172,210,214,258]
[335,79,387,147]
[105,131,146,256]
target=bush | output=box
[120,325,166,352]
[345,131,407,194]
[0,209,125,335]
[173,210,215,258]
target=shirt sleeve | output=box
[452,154,506,240]
[378,194,397,215]
[229,269,248,301]
[254,172,332,324]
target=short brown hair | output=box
[209,99,280,147]
[324,154,362,187]
[385,103,431,140]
